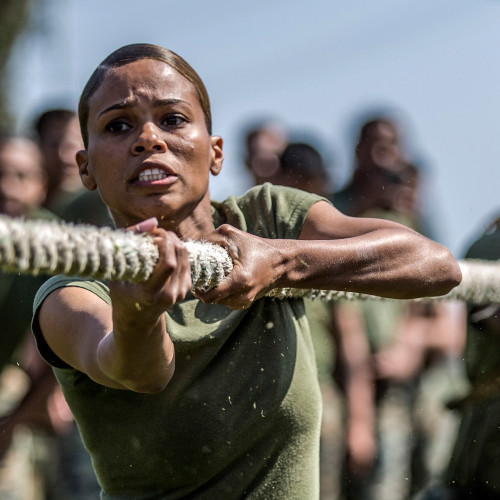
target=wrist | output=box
[112,303,165,337]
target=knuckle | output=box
[218,224,235,236]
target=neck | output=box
[155,195,215,241]
[161,204,215,241]
[111,192,215,241]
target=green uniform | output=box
[61,189,114,228]
[445,223,500,495]
[0,206,55,374]
[32,184,324,499]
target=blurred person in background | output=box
[417,214,500,500]
[0,134,101,500]
[335,117,411,217]
[0,135,53,373]
[33,109,85,217]
[332,117,467,500]
[34,107,112,227]
[244,137,345,499]
[243,119,289,185]
[0,134,64,499]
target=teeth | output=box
[138,168,170,182]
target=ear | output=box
[76,150,97,191]
[209,136,224,176]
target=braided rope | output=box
[1,214,499,303]
[0,215,232,291]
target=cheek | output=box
[87,143,119,181]
[24,183,46,206]
[176,130,211,164]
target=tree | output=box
[0,0,33,130]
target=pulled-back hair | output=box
[78,43,212,147]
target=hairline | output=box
[79,53,212,148]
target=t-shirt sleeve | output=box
[464,232,500,261]
[32,276,111,368]
[218,183,329,239]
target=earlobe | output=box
[76,150,97,191]
[209,136,224,176]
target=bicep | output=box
[38,287,126,389]
[298,200,416,241]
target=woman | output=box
[32,43,461,499]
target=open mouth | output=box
[138,168,171,182]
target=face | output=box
[246,126,287,182]
[357,122,403,171]
[0,139,46,217]
[370,123,402,170]
[78,59,223,233]
[40,115,84,192]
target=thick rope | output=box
[1,214,499,303]
[0,215,232,291]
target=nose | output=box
[132,123,167,154]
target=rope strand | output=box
[1,215,499,303]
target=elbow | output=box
[426,248,462,297]
[445,258,463,292]
[123,360,175,394]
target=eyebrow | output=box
[98,98,191,118]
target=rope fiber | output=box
[1,215,499,303]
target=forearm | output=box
[98,311,175,393]
[345,371,376,427]
[271,229,461,299]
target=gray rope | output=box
[1,214,499,303]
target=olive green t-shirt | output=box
[32,184,324,499]
[445,224,500,490]
[0,206,55,373]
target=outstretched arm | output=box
[196,201,462,309]
[37,218,191,393]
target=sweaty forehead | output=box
[88,59,198,114]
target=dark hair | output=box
[78,43,212,147]
[280,142,326,177]
[34,109,77,142]
[357,118,397,146]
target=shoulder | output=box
[465,229,500,260]
[32,277,111,370]
[62,190,113,227]
[34,276,110,315]
[212,183,327,238]
[239,182,324,204]
[26,205,59,221]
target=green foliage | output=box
[0,0,33,130]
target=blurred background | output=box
[2,0,500,256]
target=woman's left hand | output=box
[194,224,282,309]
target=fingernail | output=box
[137,217,158,232]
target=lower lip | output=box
[133,175,178,187]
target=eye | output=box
[162,114,186,128]
[105,119,132,133]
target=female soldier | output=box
[32,43,461,499]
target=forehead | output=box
[0,140,41,169]
[88,59,199,116]
[374,123,398,141]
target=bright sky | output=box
[7,0,500,256]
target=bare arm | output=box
[38,218,191,393]
[197,200,462,309]
[334,303,376,474]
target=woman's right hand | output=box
[109,217,193,323]
[95,217,185,392]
